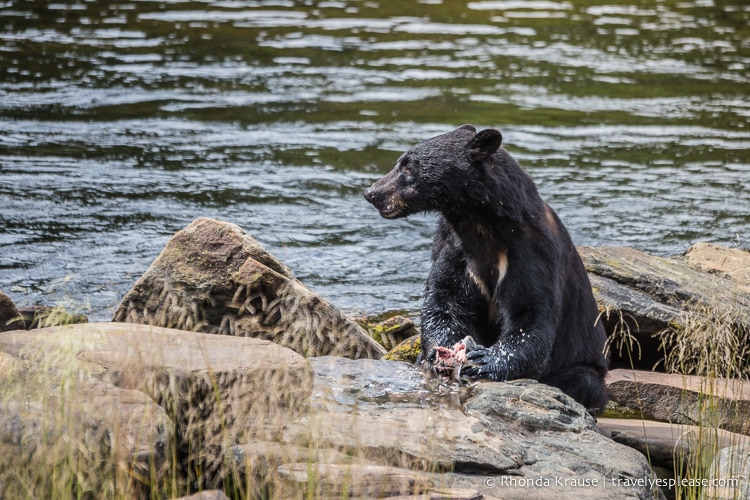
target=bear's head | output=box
[364,124,503,219]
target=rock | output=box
[25,306,88,328]
[1,385,172,498]
[232,356,663,499]
[0,289,25,331]
[384,488,483,500]
[0,290,88,331]
[385,334,422,362]
[579,246,750,372]
[708,444,750,500]
[606,369,750,435]
[0,321,667,499]
[113,217,385,360]
[680,242,750,291]
[17,305,88,329]
[0,351,21,378]
[356,315,419,351]
[0,322,313,493]
[0,333,174,498]
[598,418,750,477]
[465,379,596,433]
[278,463,433,498]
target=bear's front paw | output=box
[462,346,503,381]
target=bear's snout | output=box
[364,178,407,219]
[363,183,390,215]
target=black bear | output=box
[364,124,608,413]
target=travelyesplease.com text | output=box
[484,475,739,490]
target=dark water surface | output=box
[1,0,748,321]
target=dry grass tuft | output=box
[600,305,643,366]
[656,302,749,380]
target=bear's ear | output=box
[466,129,502,161]
[457,124,477,133]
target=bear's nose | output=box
[363,186,376,203]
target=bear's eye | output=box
[399,166,414,184]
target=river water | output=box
[1,0,748,321]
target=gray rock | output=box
[465,379,595,433]
[579,246,750,372]
[278,463,434,498]
[0,329,174,498]
[598,418,750,473]
[0,322,665,499]
[708,444,750,500]
[606,369,750,435]
[234,356,664,499]
[0,322,313,494]
[17,304,88,329]
[173,491,231,500]
[113,217,385,360]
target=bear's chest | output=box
[466,251,507,300]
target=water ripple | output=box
[0,0,747,321]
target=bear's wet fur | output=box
[364,124,609,413]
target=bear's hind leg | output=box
[541,365,608,417]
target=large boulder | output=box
[113,217,385,360]
[0,322,313,495]
[579,245,750,372]
[0,325,175,497]
[0,376,172,498]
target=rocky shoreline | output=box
[1,217,749,499]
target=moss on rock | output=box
[384,335,421,363]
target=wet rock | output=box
[0,289,25,331]
[579,246,750,371]
[606,369,750,435]
[113,217,385,360]
[0,321,665,499]
[465,379,595,433]
[233,356,663,499]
